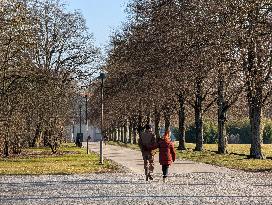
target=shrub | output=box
[184,120,218,144]
[226,119,251,144]
[182,118,272,144]
[263,120,272,144]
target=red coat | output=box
[157,139,176,165]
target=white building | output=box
[70,124,101,142]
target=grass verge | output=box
[0,143,120,175]
[108,141,139,150]
[177,143,272,172]
[109,141,272,172]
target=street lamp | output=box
[85,93,90,154]
[79,85,90,140]
[80,84,91,154]
[85,93,88,131]
[79,104,82,134]
[76,104,83,147]
[99,72,106,165]
[72,119,75,142]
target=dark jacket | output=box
[138,130,156,156]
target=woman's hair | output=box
[163,129,171,142]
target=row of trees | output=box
[89,0,272,159]
[0,0,98,156]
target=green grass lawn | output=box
[109,141,272,172]
[108,141,140,150]
[178,143,272,172]
[0,143,120,175]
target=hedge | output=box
[172,119,272,144]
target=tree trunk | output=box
[113,127,117,141]
[121,126,124,143]
[31,124,41,147]
[48,138,58,154]
[124,120,129,144]
[3,140,9,157]
[108,128,112,141]
[194,79,204,151]
[132,122,137,144]
[249,88,264,159]
[217,72,228,154]
[146,112,151,125]
[178,94,186,150]
[245,34,264,159]
[117,127,121,141]
[137,114,143,135]
[43,130,49,147]
[12,135,22,155]
[154,108,160,139]
[107,128,111,141]
[129,121,133,144]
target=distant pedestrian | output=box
[156,129,176,182]
[138,124,156,181]
[103,135,109,145]
[87,135,91,142]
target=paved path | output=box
[85,142,231,175]
[1,142,272,205]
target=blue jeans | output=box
[162,165,169,177]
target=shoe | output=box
[163,176,167,183]
[146,175,149,181]
[148,174,153,180]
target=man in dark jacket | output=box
[138,124,156,181]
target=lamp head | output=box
[99,72,106,79]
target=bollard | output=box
[87,138,89,154]
[87,135,91,154]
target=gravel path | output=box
[1,143,272,205]
[1,173,272,204]
[86,142,231,174]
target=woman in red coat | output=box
[157,129,176,182]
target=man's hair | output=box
[145,124,151,130]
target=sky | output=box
[65,0,129,48]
